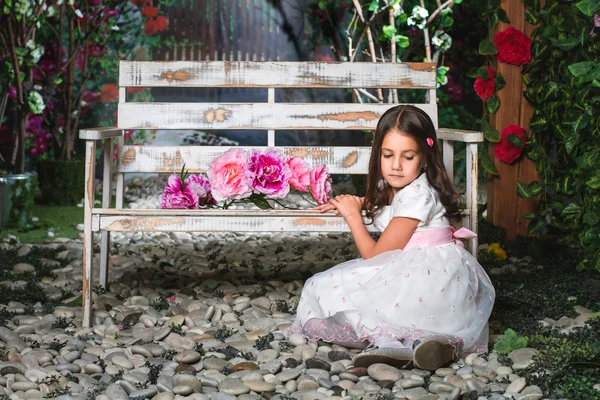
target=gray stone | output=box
[172,373,202,392]
[261,359,282,374]
[129,387,158,398]
[105,383,129,400]
[203,357,231,372]
[172,385,194,395]
[174,350,202,364]
[509,348,539,371]
[152,393,175,400]
[244,380,276,392]
[112,355,134,369]
[506,377,527,394]
[218,378,250,395]
[211,393,238,400]
[367,363,402,381]
[277,368,302,382]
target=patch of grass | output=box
[1,205,83,243]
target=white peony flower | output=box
[74,9,83,18]
[407,5,429,30]
[432,31,452,52]
[28,92,46,115]
[31,46,44,63]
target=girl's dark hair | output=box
[363,105,462,223]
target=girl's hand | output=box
[314,203,338,213]
[328,195,363,221]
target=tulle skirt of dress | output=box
[287,243,495,356]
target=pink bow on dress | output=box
[450,227,477,248]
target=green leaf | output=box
[443,14,454,28]
[561,176,574,195]
[524,212,536,220]
[527,217,545,235]
[568,61,595,77]
[496,8,510,23]
[368,0,379,11]
[454,0,462,3]
[576,0,600,16]
[593,79,600,88]
[572,113,591,133]
[562,203,582,222]
[493,328,528,354]
[481,152,499,176]
[553,37,580,51]
[564,133,579,155]
[478,39,498,55]
[537,82,560,102]
[529,112,549,133]
[481,120,500,142]
[486,95,500,113]
[530,181,542,195]
[495,72,505,91]
[394,35,410,48]
[506,134,523,148]
[466,67,480,78]
[383,25,397,38]
[583,212,599,226]
[587,176,600,190]
[525,9,539,24]
[318,0,327,10]
[250,195,273,210]
[517,181,534,199]
[478,67,491,79]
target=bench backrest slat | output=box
[116,61,439,175]
[119,61,437,89]
[119,145,370,174]
[117,103,438,131]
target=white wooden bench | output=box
[79,61,483,327]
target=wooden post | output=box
[487,0,538,239]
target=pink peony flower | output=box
[185,174,216,208]
[309,165,332,205]
[207,148,253,202]
[163,174,183,194]
[249,149,291,198]
[288,157,311,192]
[160,188,197,209]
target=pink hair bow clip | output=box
[426,138,434,147]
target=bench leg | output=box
[99,231,110,289]
[82,140,96,328]
[466,142,479,259]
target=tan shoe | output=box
[353,346,414,369]
[412,338,457,371]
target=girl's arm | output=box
[328,195,419,259]
[345,214,419,259]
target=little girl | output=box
[288,105,495,370]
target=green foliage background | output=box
[520,0,600,271]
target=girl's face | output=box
[380,130,422,194]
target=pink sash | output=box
[404,226,477,250]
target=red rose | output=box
[142,5,158,18]
[100,83,119,103]
[155,15,168,32]
[494,124,527,164]
[144,19,158,35]
[494,27,532,66]
[474,67,496,101]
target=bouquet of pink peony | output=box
[161,148,332,210]
[207,148,332,209]
[160,166,217,209]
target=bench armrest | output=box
[79,127,123,140]
[437,128,484,143]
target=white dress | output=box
[288,174,495,355]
